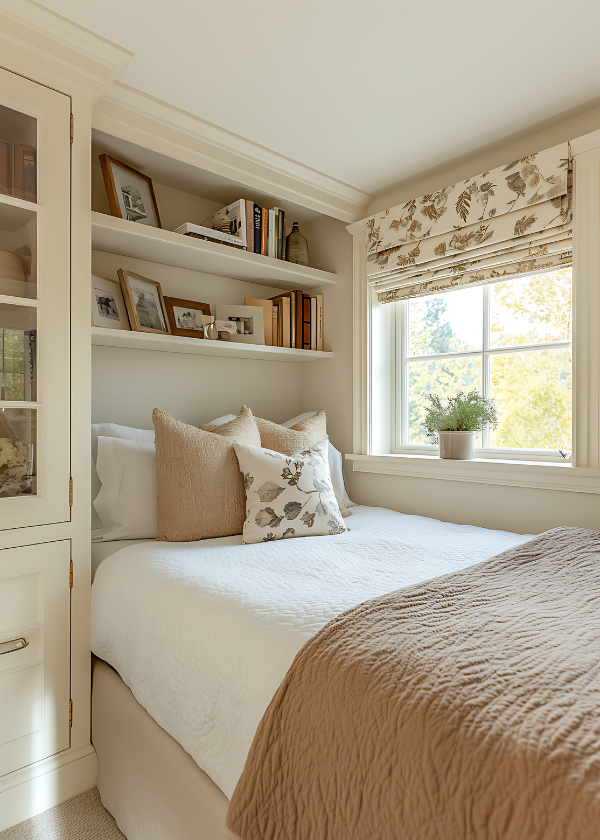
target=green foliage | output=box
[421,390,498,442]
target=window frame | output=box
[392,277,573,464]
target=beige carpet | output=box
[0,788,125,840]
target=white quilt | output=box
[91,506,531,799]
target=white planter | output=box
[438,431,476,460]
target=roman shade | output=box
[365,142,572,303]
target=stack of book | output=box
[245,292,323,351]
[174,200,289,261]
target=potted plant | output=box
[421,391,498,460]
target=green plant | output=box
[421,390,498,442]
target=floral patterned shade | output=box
[365,142,572,303]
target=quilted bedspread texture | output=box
[227,527,600,840]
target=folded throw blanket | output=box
[227,527,600,840]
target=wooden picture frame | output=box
[99,154,162,229]
[164,296,211,339]
[118,269,171,335]
[91,274,131,330]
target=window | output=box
[395,268,572,461]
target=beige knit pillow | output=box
[255,410,328,456]
[153,406,260,541]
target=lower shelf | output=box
[91,327,332,362]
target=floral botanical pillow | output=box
[233,440,347,544]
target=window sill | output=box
[345,453,600,494]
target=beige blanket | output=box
[226,527,600,840]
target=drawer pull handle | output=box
[0,637,28,656]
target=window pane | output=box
[490,348,571,450]
[0,407,36,497]
[490,268,571,348]
[0,103,37,203]
[408,287,483,356]
[408,357,482,443]
[0,203,36,298]
[0,303,36,401]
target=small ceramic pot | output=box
[438,431,476,460]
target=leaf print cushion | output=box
[232,440,347,545]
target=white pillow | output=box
[282,412,355,507]
[94,437,157,541]
[233,440,346,545]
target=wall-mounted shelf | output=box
[91,212,337,291]
[91,327,333,362]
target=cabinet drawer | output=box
[0,541,70,777]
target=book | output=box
[261,208,268,255]
[272,305,279,346]
[302,294,311,350]
[174,199,247,249]
[315,294,324,351]
[282,212,287,260]
[244,298,273,346]
[295,291,304,350]
[272,208,284,260]
[270,294,291,348]
[245,200,254,253]
[0,141,10,196]
[268,290,298,348]
[12,143,35,202]
[267,209,276,259]
[253,204,262,254]
[310,296,317,351]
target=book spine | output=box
[316,294,324,351]
[302,294,311,350]
[261,208,268,255]
[295,291,304,352]
[273,210,279,260]
[267,210,275,259]
[276,210,283,260]
[253,204,262,254]
[245,200,254,253]
[277,300,283,346]
[282,297,291,348]
[290,291,295,348]
[310,297,317,351]
[281,212,287,260]
[272,305,279,346]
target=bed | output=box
[91,505,532,839]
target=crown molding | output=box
[0,0,132,101]
[93,82,372,223]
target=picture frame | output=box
[99,154,162,228]
[164,296,211,339]
[214,304,265,345]
[118,269,171,335]
[91,274,131,331]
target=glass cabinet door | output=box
[0,69,71,528]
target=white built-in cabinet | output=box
[0,68,73,779]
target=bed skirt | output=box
[92,657,230,840]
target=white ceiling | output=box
[39,0,600,195]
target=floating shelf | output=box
[91,212,337,291]
[91,327,333,362]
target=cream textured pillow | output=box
[255,410,328,456]
[153,406,260,541]
[233,440,346,545]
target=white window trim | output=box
[347,130,600,493]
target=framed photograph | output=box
[118,269,171,335]
[91,274,130,331]
[99,154,162,228]
[215,304,265,345]
[164,296,211,339]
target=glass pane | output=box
[408,287,483,356]
[0,203,36,298]
[0,303,36,400]
[408,357,482,443]
[0,103,37,203]
[490,268,571,348]
[0,407,36,497]
[490,348,571,450]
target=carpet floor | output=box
[0,788,125,840]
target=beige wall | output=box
[301,115,600,535]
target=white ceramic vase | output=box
[438,431,476,460]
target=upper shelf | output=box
[91,212,337,291]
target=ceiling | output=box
[39,0,600,196]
